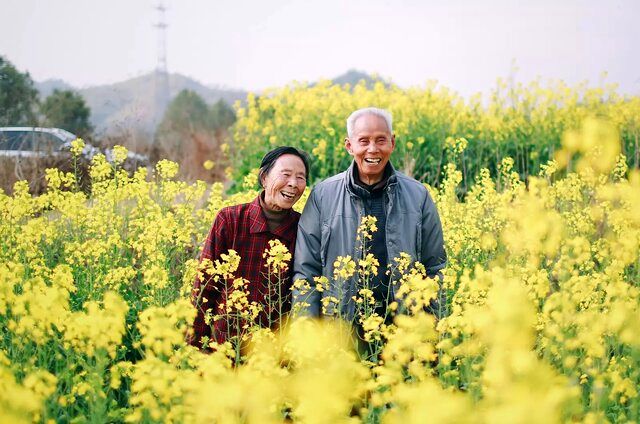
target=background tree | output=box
[0,56,38,126]
[210,99,236,131]
[155,89,225,181]
[40,89,93,137]
[158,89,212,137]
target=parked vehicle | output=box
[0,127,150,194]
[0,127,148,165]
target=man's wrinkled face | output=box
[345,114,395,185]
[262,154,307,211]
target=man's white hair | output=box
[346,107,393,138]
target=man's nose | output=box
[367,143,380,153]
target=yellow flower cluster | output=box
[263,238,292,274]
[202,159,215,170]
[69,137,85,157]
[231,77,640,186]
[357,215,378,242]
[0,355,57,423]
[1,82,639,421]
[63,292,129,359]
[111,145,129,166]
[333,256,356,280]
[137,299,195,358]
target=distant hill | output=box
[34,70,379,135]
[36,73,248,134]
[35,79,74,98]
[330,69,384,87]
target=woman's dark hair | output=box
[258,146,310,188]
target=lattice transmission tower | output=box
[153,2,171,133]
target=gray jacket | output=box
[292,161,447,319]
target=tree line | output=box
[0,56,92,137]
[0,56,236,151]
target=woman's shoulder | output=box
[214,199,258,224]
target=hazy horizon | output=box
[2,0,639,96]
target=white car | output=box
[0,127,148,164]
[0,127,88,158]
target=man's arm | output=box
[292,188,323,317]
[420,190,447,276]
[420,191,448,318]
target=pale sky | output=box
[1,0,639,96]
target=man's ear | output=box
[391,134,396,150]
[345,137,353,155]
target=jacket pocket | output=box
[415,222,422,260]
[320,223,331,267]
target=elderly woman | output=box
[190,146,309,349]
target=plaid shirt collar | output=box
[248,194,298,243]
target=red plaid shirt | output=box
[189,195,300,349]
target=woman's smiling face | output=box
[261,153,307,211]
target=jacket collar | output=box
[248,194,298,242]
[345,161,397,198]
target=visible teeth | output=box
[281,192,295,199]
[364,158,381,164]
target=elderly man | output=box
[292,107,447,321]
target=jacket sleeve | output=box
[291,187,323,317]
[188,210,230,349]
[421,190,447,276]
[420,190,448,318]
